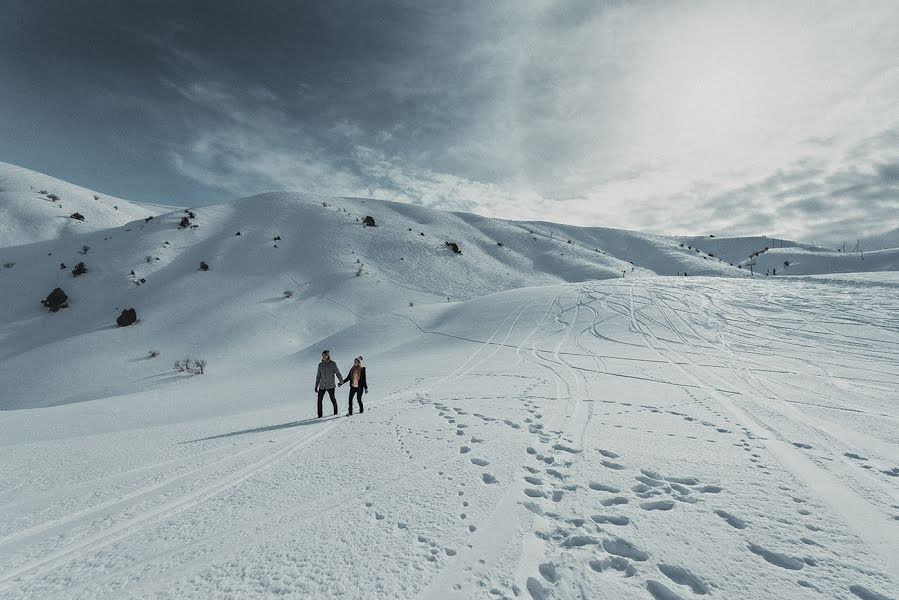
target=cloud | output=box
[4,1,897,244]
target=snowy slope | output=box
[1,165,898,599]
[0,187,756,410]
[678,235,827,266]
[738,247,899,276]
[0,161,169,248]
[1,276,897,599]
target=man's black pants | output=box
[317,387,337,417]
[348,386,364,414]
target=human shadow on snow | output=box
[181,416,334,444]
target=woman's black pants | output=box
[348,387,364,414]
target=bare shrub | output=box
[284,290,294,298]
[41,288,69,312]
[80,245,90,255]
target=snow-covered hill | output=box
[0,186,754,410]
[678,235,827,266]
[1,164,897,599]
[0,161,169,248]
[742,246,899,276]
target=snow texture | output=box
[0,163,897,599]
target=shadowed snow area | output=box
[0,164,897,599]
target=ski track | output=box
[3,278,898,599]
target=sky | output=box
[1,0,897,245]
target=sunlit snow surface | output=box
[1,275,897,599]
[0,163,896,599]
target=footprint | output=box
[553,443,581,454]
[601,460,626,470]
[657,564,709,595]
[470,458,489,467]
[747,543,804,570]
[849,584,894,600]
[640,500,675,511]
[524,488,546,498]
[844,452,867,461]
[670,483,692,495]
[600,496,629,506]
[525,476,544,486]
[590,557,636,577]
[482,473,498,484]
[598,449,620,458]
[589,482,621,493]
[460,446,471,454]
[666,476,699,486]
[538,563,560,584]
[646,580,687,600]
[526,577,550,600]
[697,485,722,494]
[545,468,567,480]
[591,514,630,526]
[714,510,747,529]
[602,538,649,561]
[792,442,812,449]
[800,537,819,546]
[561,535,599,548]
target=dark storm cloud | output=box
[1,0,506,203]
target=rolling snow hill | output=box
[0,185,752,410]
[0,164,897,599]
[1,275,897,599]
[0,161,169,248]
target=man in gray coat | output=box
[315,350,343,418]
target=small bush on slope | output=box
[41,288,68,312]
[174,358,207,375]
[116,308,137,327]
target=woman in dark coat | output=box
[339,356,368,415]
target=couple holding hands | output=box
[314,350,368,418]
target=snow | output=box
[0,161,168,248]
[0,164,897,599]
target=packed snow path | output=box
[1,276,897,599]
